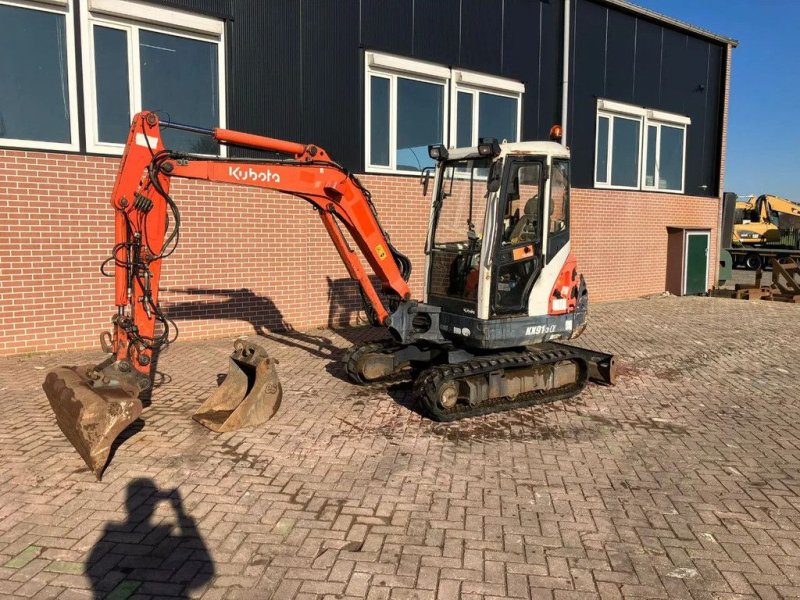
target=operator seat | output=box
[508,195,539,244]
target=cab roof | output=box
[445,140,570,161]
[500,141,570,159]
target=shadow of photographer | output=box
[86,478,213,599]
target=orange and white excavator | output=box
[43,112,615,477]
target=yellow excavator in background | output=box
[734,194,800,247]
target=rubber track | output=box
[412,347,589,422]
[343,339,405,385]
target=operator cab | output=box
[424,139,572,323]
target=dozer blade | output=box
[192,340,282,433]
[43,365,144,479]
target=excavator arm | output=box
[108,112,410,376]
[43,112,413,477]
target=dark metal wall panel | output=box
[149,0,558,170]
[702,44,724,195]
[412,0,460,65]
[502,0,541,137]
[680,36,715,195]
[361,0,414,57]
[537,0,563,141]
[659,28,690,113]
[225,0,302,153]
[301,0,362,169]
[569,0,607,184]
[569,0,725,195]
[145,0,724,189]
[632,18,662,110]
[459,0,503,74]
[605,10,636,103]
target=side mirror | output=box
[419,167,433,196]
[487,159,503,193]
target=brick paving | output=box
[1,296,800,599]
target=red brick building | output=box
[0,0,735,355]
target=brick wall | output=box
[571,188,719,302]
[0,150,718,356]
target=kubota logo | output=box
[228,166,281,183]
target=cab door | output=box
[490,158,546,316]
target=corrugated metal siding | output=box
[225,0,302,151]
[459,0,504,73]
[147,0,564,171]
[361,0,413,56]
[569,0,726,195]
[145,0,724,190]
[412,0,461,65]
[301,0,362,169]
[605,10,636,102]
[491,0,564,142]
[537,0,564,141]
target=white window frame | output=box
[0,0,80,151]
[593,111,643,191]
[79,0,226,155]
[594,99,690,193]
[364,52,525,175]
[642,121,688,194]
[364,52,449,174]
[450,69,524,147]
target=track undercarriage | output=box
[344,340,615,420]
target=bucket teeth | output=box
[192,340,282,432]
[43,366,143,479]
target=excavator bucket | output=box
[43,365,144,479]
[192,340,282,432]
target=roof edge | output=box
[600,0,739,47]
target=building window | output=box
[365,52,524,174]
[395,77,445,172]
[595,113,641,189]
[81,0,225,154]
[365,53,448,173]
[0,0,78,151]
[643,123,686,192]
[594,99,690,193]
[451,70,524,148]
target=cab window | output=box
[502,163,541,246]
[546,159,570,260]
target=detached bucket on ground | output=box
[192,340,282,432]
[43,364,144,479]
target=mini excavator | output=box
[43,112,615,477]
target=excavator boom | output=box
[44,112,412,477]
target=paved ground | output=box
[1,296,800,600]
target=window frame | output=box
[0,0,80,152]
[593,111,643,191]
[450,69,524,148]
[79,0,227,155]
[364,52,525,175]
[594,99,690,194]
[642,121,688,194]
[364,52,449,174]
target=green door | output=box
[684,232,709,295]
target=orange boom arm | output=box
[108,112,411,375]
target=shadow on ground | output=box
[161,279,392,384]
[86,478,214,599]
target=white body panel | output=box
[528,241,570,316]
